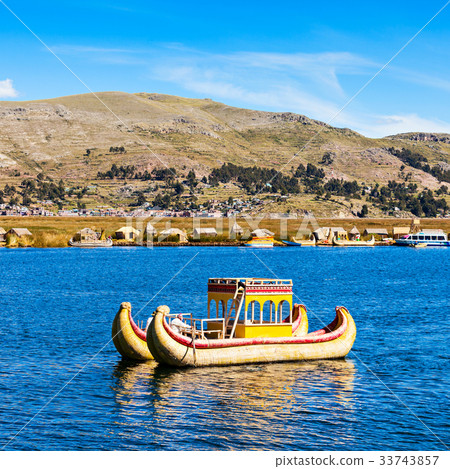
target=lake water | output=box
[0,246,448,451]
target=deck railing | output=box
[166,313,225,339]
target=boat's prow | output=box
[293,238,316,246]
[292,303,308,336]
[147,304,355,368]
[112,302,153,360]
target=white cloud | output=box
[153,49,450,138]
[357,114,450,138]
[44,43,450,137]
[155,50,375,101]
[225,51,376,95]
[387,66,450,93]
[0,78,18,98]
[159,65,345,123]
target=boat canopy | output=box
[207,277,293,324]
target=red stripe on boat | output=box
[128,310,147,341]
[162,307,347,349]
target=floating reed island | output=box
[0,217,449,248]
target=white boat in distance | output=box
[395,230,450,247]
[69,237,113,247]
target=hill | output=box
[0,91,449,217]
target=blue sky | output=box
[1,0,449,137]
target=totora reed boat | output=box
[113,278,356,367]
[332,236,375,247]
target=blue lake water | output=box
[0,246,448,451]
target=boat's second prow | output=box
[112,302,153,360]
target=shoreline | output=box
[0,241,428,248]
[0,216,449,248]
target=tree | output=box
[174,182,184,195]
[320,152,334,165]
[358,205,369,218]
[137,192,147,206]
[22,195,32,206]
[187,170,197,189]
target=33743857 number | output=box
[380,456,439,466]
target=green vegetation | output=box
[96,164,177,181]
[388,147,450,183]
[209,163,300,195]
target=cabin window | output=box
[438,236,445,240]
[432,236,437,240]
[412,236,417,240]
[278,301,291,323]
[425,236,431,241]
[247,301,261,323]
[208,299,218,319]
[261,300,276,323]
[419,236,424,241]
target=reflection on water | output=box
[112,359,356,450]
[1,246,448,450]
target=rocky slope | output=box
[0,91,449,214]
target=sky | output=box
[0,0,449,138]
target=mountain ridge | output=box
[0,91,449,216]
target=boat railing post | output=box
[192,321,197,365]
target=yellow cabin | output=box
[206,278,293,339]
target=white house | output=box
[193,227,218,238]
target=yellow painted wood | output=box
[112,302,154,361]
[234,323,292,338]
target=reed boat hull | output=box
[69,238,113,247]
[112,302,153,361]
[332,236,375,247]
[293,238,316,246]
[147,305,355,367]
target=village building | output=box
[8,228,33,238]
[251,228,275,238]
[145,223,158,237]
[73,228,100,242]
[193,227,218,238]
[115,226,141,241]
[230,222,244,237]
[0,227,6,243]
[159,228,187,243]
[313,227,347,241]
[348,226,361,241]
[363,228,389,240]
[392,227,410,239]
